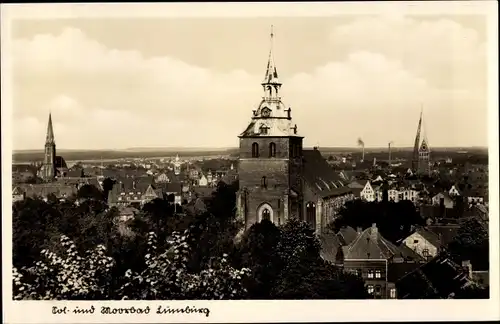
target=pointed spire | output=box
[263,25,280,85]
[46,112,55,144]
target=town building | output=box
[432,192,455,209]
[341,223,424,299]
[402,228,442,260]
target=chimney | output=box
[356,227,362,234]
[462,260,473,278]
[371,223,378,241]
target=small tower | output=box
[237,25,304,229]
[40,113,56,181]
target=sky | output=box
[8,14,489,150]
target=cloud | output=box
[330,16,487,91]
[10,19,487,150]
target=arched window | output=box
[306,202,316,227]
[257,203,274,223]
[262,208,271,220]
[252,142,259,158]
[269,142,276,157]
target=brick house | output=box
[341,223,424,299]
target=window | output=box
[375,270,381,279]
[252,143,259,158]
[413,239,419,244]
[356,269,362,277]
[375,285,381,293]
[390,288,396,299]
[261,176,267,188]
[367,270,374,278]
[259,125,269,135]
[262,208,271,221]
[367,285,374,294]
[269,142,276,157]
[422,249,429,257]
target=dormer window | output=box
[259,125,269,135]
[261,107,271,118]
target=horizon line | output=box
[12,145,488,153]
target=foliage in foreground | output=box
[13,231,250,300]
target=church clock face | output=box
[261,107,271,118]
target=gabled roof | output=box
[411,228,442,248]
[336,226,358,246]
[426,225,460,246]
[344,224,422,261]
[432,191,453,201]
[54,156,68,169]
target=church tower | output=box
[41,113,56,181]
[418,137,431,175]
[237,26,304,229]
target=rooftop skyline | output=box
[8,14,489,150]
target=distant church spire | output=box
[46,112,55,144]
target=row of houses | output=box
[346,178,486,207]
[320,223,487,299]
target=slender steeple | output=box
[262,25,281,97]
[46,112,55,144]
[411,105,423,171]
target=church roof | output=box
[55,156,68,169]
[17,183,77,198]
[302,149,351,198]
[240,117,301,138]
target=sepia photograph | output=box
[1,1,499,323]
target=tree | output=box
[13,235,115,300]
[235,219,282,298]
[448,218,489,271]
[271,219,368,299]
[330,200,424,244]
[101,178,115,201]
[13,232,251,300]
[77,184,105,202]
